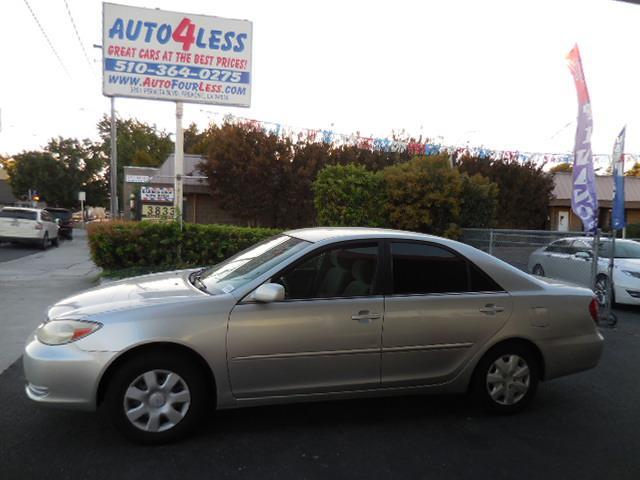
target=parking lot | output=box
[1,233,640,480]
[0,310,638,479]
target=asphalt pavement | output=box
[0,241,43,263]
[0,313,639,479]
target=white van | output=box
[0,207,59,249]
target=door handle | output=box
[479,304,505,315]
[351,310,381,323]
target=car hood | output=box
[47,270,206,320]
[612,258,640,270]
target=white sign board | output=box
[102,3,252,107]
[125,174,152,183]
[140,186,174,203]
[78,191,86,201]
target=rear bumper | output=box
[0,234,42,244]
[539,331,604,380]
[23,336,117,410]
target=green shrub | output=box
[624,223,640,238]
[87,220,281,271]
[382,154,462,237]
[312,163,387,227]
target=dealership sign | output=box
[140,186,174,203]
[102,3,252,106]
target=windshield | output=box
[200,235,310,294]
[597,240,640,259]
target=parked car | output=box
[24,228,603,443]
[0,207,59,249]
[44,207,74,239]
[528,237,640,306]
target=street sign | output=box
[78,191,86,201]
[102,3,252,107]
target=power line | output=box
[62,0,93,72]
[22,0,70,77]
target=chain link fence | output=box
[459,228,612,272]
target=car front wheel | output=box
[41,233,49,250]
[105,352,209,444]
[471,343,539,414]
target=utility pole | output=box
[174,102,184,229]
[110,96,118,218]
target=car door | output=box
[381,241,513,387]
[227,241,384,398]
[542,239,573,279]
[564,239,593,286]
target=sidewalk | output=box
[0,229,101,373]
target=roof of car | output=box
[284,227,440,243]
[1,207,39,212]
[44,207,71,212]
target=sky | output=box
[1,0,640,164]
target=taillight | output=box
[589,298,599,323]
[34,222,43,230]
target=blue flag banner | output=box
[612,126,626,230]
[567,45,598,233]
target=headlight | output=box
[36,319,102,345]
[622,270,640,279]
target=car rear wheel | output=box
[105,352,209,444]
[471,343,539,414]
[41,233,49,250]
[532,264,545,276]
[594,274,614,307]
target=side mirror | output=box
[575,251,592,261]
[253,283,285,303]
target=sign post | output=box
[174,102,184,227]
[110,96,118,219]
[79,191,86,225]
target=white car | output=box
[528,237,640,306]
[0,207,59,249]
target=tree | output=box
[458,156,554,229]
[198,123,294,227]
[5,137,108,208]
[382,154,463,237]
[549,163,572,173]
[626,162,640,177]
[459,173,499,228]
[97,116,174,208]
[313,164,387,227]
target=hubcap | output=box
[123,369,191,432]
[486,354,530,406]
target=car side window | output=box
[572,240,591,253]
[275,242,379,300]
[545,239,571,253]
[390,242,502,295]
[41,211,50,222]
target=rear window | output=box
[47,210,72,220]
[0,210,37,220]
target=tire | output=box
[52,236,59,247]
[41,233,49,250]
[594,274,610,308]
[532,264,545,276]
[471,343,539,414]
[104,352,210,444]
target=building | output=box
[123,154,241,224]
[550,172,640,231]
[0,165,18,206]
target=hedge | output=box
[87,221,282,271]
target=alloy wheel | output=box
[485,354,530,406]
[123,369,191,433]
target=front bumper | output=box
[613,283,640,306]
[23,336,117,411]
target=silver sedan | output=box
[24,228,603,443]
